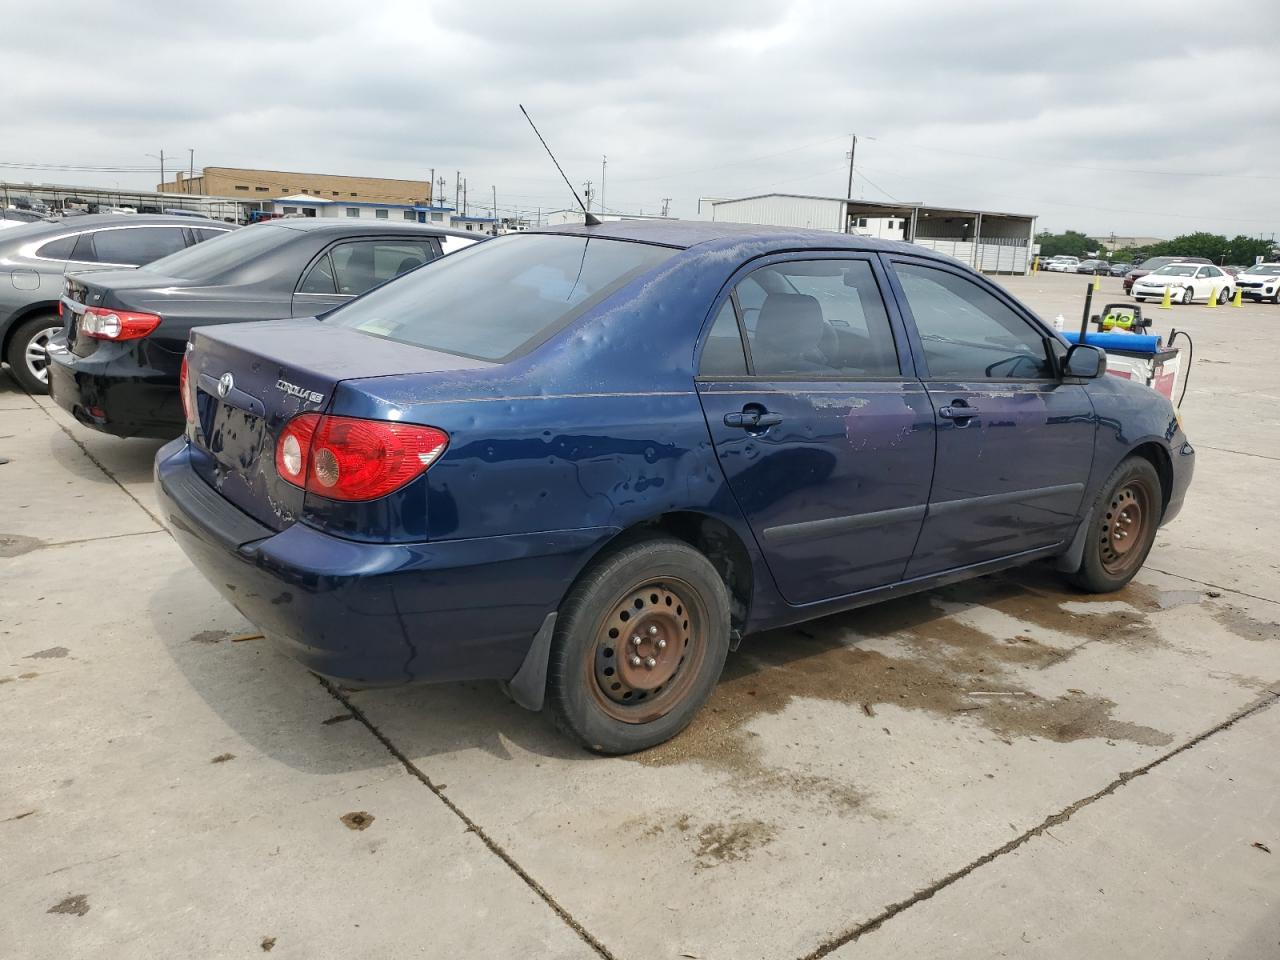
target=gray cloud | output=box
[3,0,1276,237]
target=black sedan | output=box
[47,220,478,438]
[1075,259,1111,275]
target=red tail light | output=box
[275,414,448,501]
[80,306,162,341]
[179,353,194,423]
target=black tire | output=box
[1067,456,1163,594]
[1134,296,1146,303]
[1271,290,1280,305]
[4,313,61,395]
[1218,286,1231,305]
[1181,286,1194,305]
[546,537,731,754]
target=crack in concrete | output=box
[1195,444,1280,463]
[315,676,619,960]
[35,404,166,530]
[1147,566,1280,608]
[799,689,1280,960]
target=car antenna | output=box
[519,104,602,226]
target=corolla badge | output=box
[217,373,234,398]
[276,379,325,404]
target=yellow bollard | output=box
[1092,272,1101,292]
[1159,285,1173,310]
[1207,286,1218,309]
[1232,287,1244,308]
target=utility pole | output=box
[159,150,165,190]
[429,167,434,205]
[188,149,194,193]
[845,134,857,199]
[462,178,468,216]
[492,185,498,230]
[437,176,447,207]
[601,155,607,215]
[455,170,460,212]
[582,180,593,215]
[661,197,671,218]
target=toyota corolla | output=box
[155,221,1194,754]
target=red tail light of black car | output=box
[80,306,162,341]
[179,353,194,424]
[276,414,449,502]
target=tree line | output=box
[1036,229,1274,266]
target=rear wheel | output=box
[1068,457,1162,593]
[1217,286,1231,304]
[547,537,731,754]
[5,314,61,395]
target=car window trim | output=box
[881,253,1062,383]
[693,250,915,384]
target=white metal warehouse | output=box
[707,194,1037,274]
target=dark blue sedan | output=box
[155,221,1194,753]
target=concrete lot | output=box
[1,270,1277,959]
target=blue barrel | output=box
[1061,331,1162,353]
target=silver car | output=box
[0,214,233,392]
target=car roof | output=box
[1,213,228,238]
[529,218,948,259]
[266,219,475,241]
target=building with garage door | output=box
[707,194,1036,274]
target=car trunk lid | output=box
[186,318,493,531]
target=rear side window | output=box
[893,262,1052,380]
[328,234,676,362]
[192,228,228,243]
[734,260,900,378]
[329,239,436,296]
[134,224,292,282]
[92,227,188,266]
[698,301,748,376]
[35,235,77,260]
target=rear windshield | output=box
[137,223,290,281]
[326,233,677,361]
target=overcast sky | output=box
[4,0,1276,239]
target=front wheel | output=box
[1181,286,1194,305]
[546,537,731,754]
[1067,457,1163,593]
[1218,286,1231,305]
[1134,296,1147,303]
[5,314,61,395]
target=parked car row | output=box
[1234,261,1280,303]
[1130,262,1235,305]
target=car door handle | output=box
[938,403,977,420]
[724,411,783,429]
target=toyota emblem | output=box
[217,373,234,398]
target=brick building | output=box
[157,166,431,206]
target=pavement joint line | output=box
[1195,444,1280,463]
[33,401,165,530]
[315,675,619,960]
[1146,566,1280,608]
[10,528,167,554]
[799,689,1280,960]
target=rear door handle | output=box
[939,403,977,420]
[724,411,784,429]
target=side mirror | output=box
[1064,343,1106,379]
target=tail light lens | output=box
[81,306,162,341]
[179,353,194,424]
[275,414,448,502]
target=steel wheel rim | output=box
[587,576,707,724]
[24,326,60,384]
[1181,287,1193,305]
[1099,479,1154,576]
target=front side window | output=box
[893,262,1052,380]
[732,260,900,378]
[91,226,189,266]
[328,233,675,362]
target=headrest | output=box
[755,293,824,350]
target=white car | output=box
[1131,262,1234,305]
[1234,262,1280,303]
[1043,256,1079,273]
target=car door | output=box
[292,236,441,316]
[695,254,936,605]
[885,256,1095,578]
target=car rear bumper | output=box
[154,437,616,687]
[47,335,184,438]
